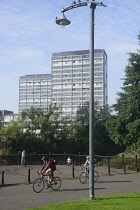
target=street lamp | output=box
[56,1,107,199]
[56,13,71,28]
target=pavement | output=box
[0,165,140,210]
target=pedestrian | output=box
[66,156,71,166]
[21,149,26,166]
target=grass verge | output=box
[27,192,140,210]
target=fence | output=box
[0,153,139,173]
[0,153,140,187]
[0,152,87,166]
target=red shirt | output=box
[41,160,56,173]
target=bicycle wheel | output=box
[50,177,61,190]
[94,171,99,182]
[79,172,88,184]
[33,178,45,193]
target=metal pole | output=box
[107,153,111,175]
[34,152,36,165]
[1,171,4,186]
[27,168,31,184]
[122,154,126,174]
[79,152,81,166]
[72,165,75,178]
[56,0,107,200]
[89,2,96,200]
[135,155,139,172]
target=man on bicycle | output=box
[40,156,56,185]
[83,156,90,171]
[83,156,96,172]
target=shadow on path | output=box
[58,187,106,192]
[98,180,132,184]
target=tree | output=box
[105,33,140,152]
[0,105,62,154]
[0,116,27,153]
[21,105,62,153]
[72,102,119,155]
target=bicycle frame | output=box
[33,170,61,193]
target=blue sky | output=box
[0,0,139,113]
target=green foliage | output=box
[72,102,121,155]
[105,33,140,153]
[0,105,62,154]
[0,102,121,155]
[102,153,138,171]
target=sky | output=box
[0,0,139,113]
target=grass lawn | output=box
[27,192,140,210]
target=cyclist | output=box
[83,156,90,171]
[40,156,56,185]
[82,156,96,172]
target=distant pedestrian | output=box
[66,157,71,166]
[21,149,26,166]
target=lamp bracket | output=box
[61,1,107,13]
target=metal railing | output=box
[0,153,139,174]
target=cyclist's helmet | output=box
[86,156,89,159]
[41,156,48,161]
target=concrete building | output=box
[19,49,108,119]
[19,74,52,113]
[0,110,18,127]
[52,49,108,118]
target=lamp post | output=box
[56,0,107,199]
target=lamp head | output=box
[56,13,71,28]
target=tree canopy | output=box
[105,32,140,153]
[0,102,120,155]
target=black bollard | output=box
[27,169,31,184]
[107,154,111,175]
[72,165,74,178]
[122,154,126,174]
[34,152,36,165]
[135,155,139,172]
[1,171,4,186]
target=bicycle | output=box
[79,168,99,184]
[0,157,7,166]
[33,170,61,193]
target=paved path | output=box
[0,165,140,210]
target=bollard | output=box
[34,152,36,165]
[122,154,126,174]
[27,169,31,184]
[107,154,111,175]
[72,165,74,178]
[64,152,66,165]
[79,152,81,166]
[18,152,21,165]
[135,155,139,172]
[1,171,4,186]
